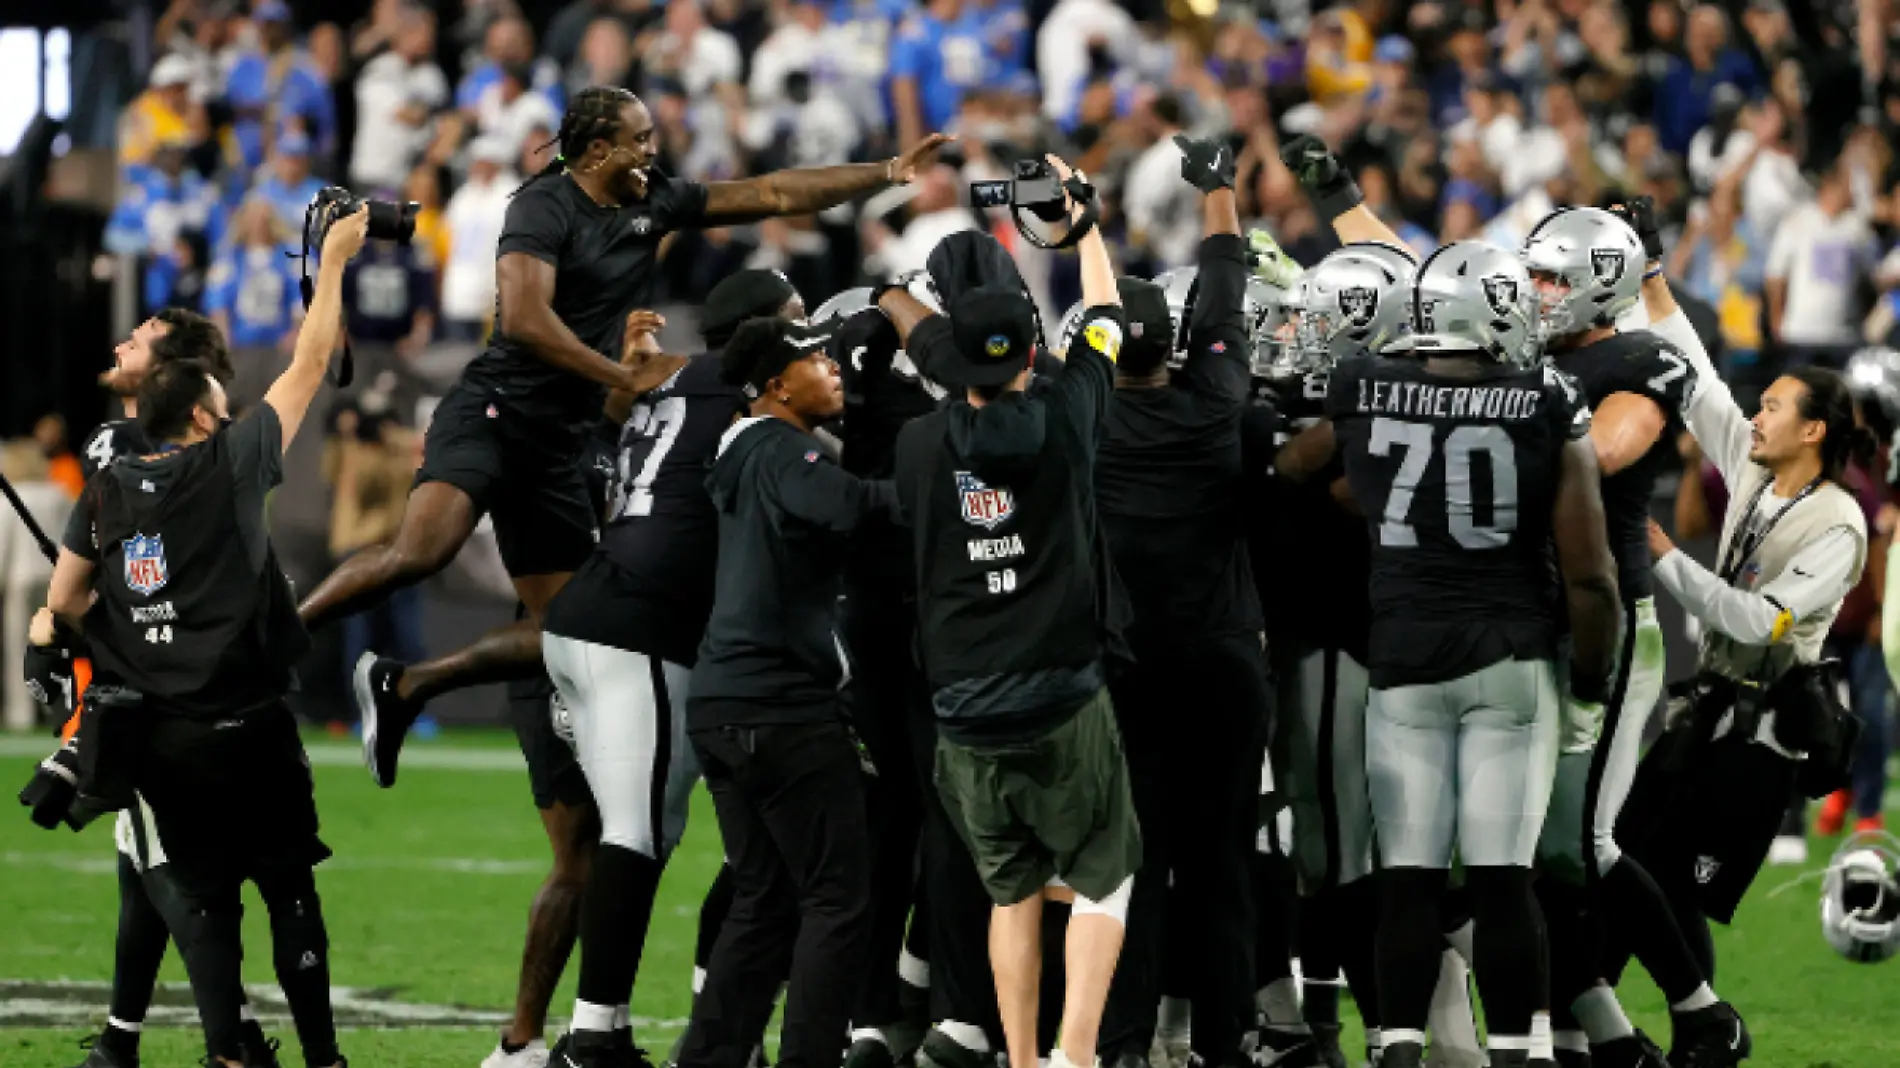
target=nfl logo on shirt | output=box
[956,471,1014,531]
[123,534,169,596]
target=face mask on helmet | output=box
[1247,275,1306,378]
[1821,831,1900,964]
[1519,207,1642,342]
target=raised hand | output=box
[891,134,956,184]
[1174,134,1236,194]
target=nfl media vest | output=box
[87,434,308,717]
[895,400,1111,741]
[1702,464,1868,684]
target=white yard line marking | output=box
[0,980,691,1031]
[1,851,546,876]
[0,736,528,771]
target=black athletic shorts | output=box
[1618,726,1797,924]
[134,701,330,899]
[508,673,592,811]
[416,384,598,577]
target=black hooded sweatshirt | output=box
[688,415,898,729]
[893,304,1130,744]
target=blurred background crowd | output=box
[2,0,1899,826]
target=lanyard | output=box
[1716,474,1823,586]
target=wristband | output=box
[1313,177,1365,224]
[1643,265,1664,281]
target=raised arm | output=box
[1279,134,1408,250]
[262,206,368,450]
[700,135,952,225]
[1552,437,1624,704]
[1623,196,1752,484]
[1173,135,1251,404]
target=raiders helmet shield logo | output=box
[1481,275,1519,317]
[122,534,169,596]
[1590,247,1626,285]
[1338,286,1378,327]
[955,470,1015,530]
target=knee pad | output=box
[1072,876,1133,924]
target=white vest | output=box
[1701,465,1868,683]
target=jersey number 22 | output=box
[1369,417,1519,550]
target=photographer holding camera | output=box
[42,205,370,1068]
[882,153,1135,1068]
[1614,258,1873,1033]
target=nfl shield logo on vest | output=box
[955,471,1014,530]
[123,534,168,596]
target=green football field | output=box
[1,729,1895,1068]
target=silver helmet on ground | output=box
[1821,831,1900,964]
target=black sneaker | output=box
[67,1033,137,1068]
[1594,1032,1671,1068]
[1251,1027,1323,1068]
[1555,1048,1592,1068]
[356,653,419,788]
[916,1028,991,1068]
[846,1039,897,1068]
[1669,1003,1750,1067]
[240,1036,283,1068]
[1376,1043,1423,1068]
[552,1030,645,1068]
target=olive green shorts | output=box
[933,689,1142,905]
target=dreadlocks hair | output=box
[514,85,640,196]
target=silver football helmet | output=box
[1246,274,1300,378]
[1519,206,1645,339]
[1293,241,1416,371]
[1406,240,1544,367]
[1846,347,1900,426]
[808,274,948,398]
[1821,831,1900,964]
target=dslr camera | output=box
[969,157,1099,250]
[309,185,421,244]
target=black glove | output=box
[23,639,77,730]
[1279,133,1362,221]
[18,739,79,830]
[1174,134,1236,194]
[1610,195,1665,262]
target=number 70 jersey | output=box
[1325,355,1591,688]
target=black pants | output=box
[134,703,333,1062]
[842,593,928,1028]
[1100,631,1269,1063]
[680,720,874,1068]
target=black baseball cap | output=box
[702,269,800,347]
[719,316,836,398]
[1116,277,1173,371]
[930,284,1038,388]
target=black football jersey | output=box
[1327,357,1591,688]
[79,418,153,480]
[1551,330,1695,603]
[545,354,742,662]
[1246,370,1372,663]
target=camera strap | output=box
[1715,474,1823,585]
[1018,176,1102,251]
[292,211,356,388]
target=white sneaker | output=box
[482,1037,549,1068]
[1767,835,1809,866]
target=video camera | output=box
[969,157,1100,250]
[295,186,421,387]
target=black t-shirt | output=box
[460,170,709,427]
[1247,369,1373,663]
[1551,329,1696,603]
[66,407,284,574]
[67,407,302,716]
[79,418,154,480]
[544,353,742,664]
[1096,233,1261,642]
[1327,357,1591,688]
